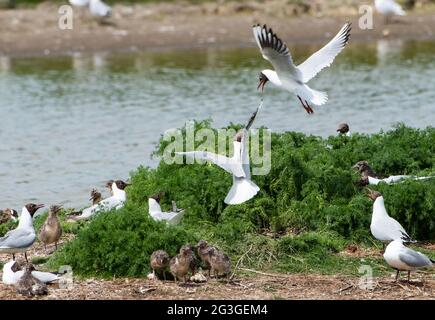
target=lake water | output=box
[1,40,435,210]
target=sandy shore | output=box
[1,2,435,57]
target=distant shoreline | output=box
[1,2,435,57]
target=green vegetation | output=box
[2,123,433,278]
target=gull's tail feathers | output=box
[296,85,328,106]
[168,210,185,226]
[224,178,260,205]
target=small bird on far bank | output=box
[375,0,406,24]
[384,239,434,283]
[337,123,350,136]
[39,205,63,254]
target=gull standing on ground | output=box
[2,260,61,285]
[366,189,414,244]
[148,193,185,225]
[253,22,351,114]
[375,0,406,24]
[0,203,44,262]
[67,180,129,222]
[384,239,434,282]
[176,104,261,205]
[39,205,63,254]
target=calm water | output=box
[1,40,435,210]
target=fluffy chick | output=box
[150,250,170,280]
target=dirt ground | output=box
[1,2,435,57]
[1,237,434,300]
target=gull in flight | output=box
[176,103,261,205]
[375,0,406,24]
[67,180,129,222]
[366,189,415,245]
[0,203,44,262]
[253,22,351,114]
[354,161,434,186]
[2,260,61,285]
[384,239,434,282]
[148,193,185,226]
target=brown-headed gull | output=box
[354,161,434,186]
[384,239,434,282]
[2,260,61,285]
[0,203,44,262]
[67,180,129,222]
[366,189,415,244]
[253,23,351,114]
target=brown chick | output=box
[0,208,18,224]
[16,264,48,297]
[169,246,194,284]
[90,188,102,205]
[39,205,63,254]
[208,247,231,281]
[106,180,114,196]
[150,250,170,280]
[181,244,198,276]
[197,240,215,277]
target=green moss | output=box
[37,122,435,277]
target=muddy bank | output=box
[0,2,435,57]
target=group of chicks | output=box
[150,240,231,284]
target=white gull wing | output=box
[150,210,185,226]
[369,175,434,185]
[252,24,301,79]
[398,247,433,268]
[176,151,246,178]
[69,0,89,6]
[70,195,125,221]
[297,23,351,83]
[0,227,35,250]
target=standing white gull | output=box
[0,203,44,262]
[176,104,261,205]
[375,0,406,24]
[366,189,414,244]
[384,239,433,282]
[2,260,60,285]
[67,180,129,222]
[148,193,185,226]
[253,22,351,114]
